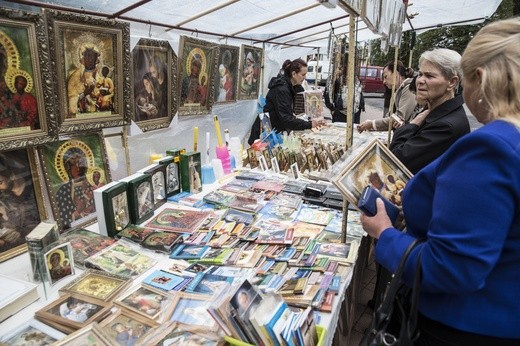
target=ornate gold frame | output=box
[132,38,178,131]
[0,8,59,150]
[46,10,131,133]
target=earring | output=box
[478,98,483,104]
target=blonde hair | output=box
[461,17,520,127]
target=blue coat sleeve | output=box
[377,129,518,293]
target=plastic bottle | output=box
[228,137,243,168]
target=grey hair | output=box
[419,48,462,83]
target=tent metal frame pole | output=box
[387,47,400,144]
[109,0,152,19]
[341,12,357,244]
[3,0,318,49]
[230,3,320,36]
[257,14,350,44]
[290,26,368,46]
[283,23,349,44]
[167,0,240,30]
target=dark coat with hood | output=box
[263,75,311,133]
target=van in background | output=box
[359,65,385,94]
[305,60,330,86]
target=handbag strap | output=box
[377,239,422,316]
[404,251,422,338]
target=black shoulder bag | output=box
[361,239,423,346]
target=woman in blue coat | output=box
[361,18,520,345]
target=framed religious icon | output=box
[178,36,219,115]
[332,138,412,209]
[119,172,154,224]
[132,38,177,131]
[93,181,130,237]
[139,163,167,208]
[237,45,263,100]
[98,308,158,345]
[44,242,75,285]
[60,269,130,302]
[0,318,65,345]
[38,132,111,232]
[169,293,217,330]
[45,10,131,133]
[0,149,46,262]
[0,8,59,151]
[52,322,112,346]
[114,284,174,322]
[35,293,110,334]
[213,44,239,104]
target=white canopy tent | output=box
[0,0,504,178]
[1,0,503,56]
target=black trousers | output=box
[415,313,519,346]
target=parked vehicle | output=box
[305,60,330,86]
[359,65,385,93]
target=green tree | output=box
[365,0,516,68]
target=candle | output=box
[193,126,198,151]
[213,115,223,147]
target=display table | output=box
[0,175,367,345]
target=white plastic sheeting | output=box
[0,0,503,180]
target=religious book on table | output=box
[0,274,39,322]
[296,206,334,226]
[25,221,59,281]
[118,173,154,224]
[141,231,184,253]
[255,227,294,245]
[283,284,321,308]
[259,202,299,222]
[194,247,234,265]
[145,207,211,233]
[169,244,210,260]
[93,181,130,237]
[184,272,234,295]
[142,269,185,291]
[315,241,359,264]
[202,189,236,207]
[115,224,156,244]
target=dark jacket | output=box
[389,94,470,174]
[263,75,312,133]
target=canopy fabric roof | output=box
[1,0,503,56]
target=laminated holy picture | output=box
[98,308,157,346]
[184,272,233,295]
[169,293,216,330]
[58,228,116,268]
[141,231,184,253]
[143,270,185,291]
[59,269,130,302]
[114,285,173,322]
[44,242,75,286]
[169,244,209,260]
[145,207,211,233]
[296,206,334,226]
[84,241,157,278]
